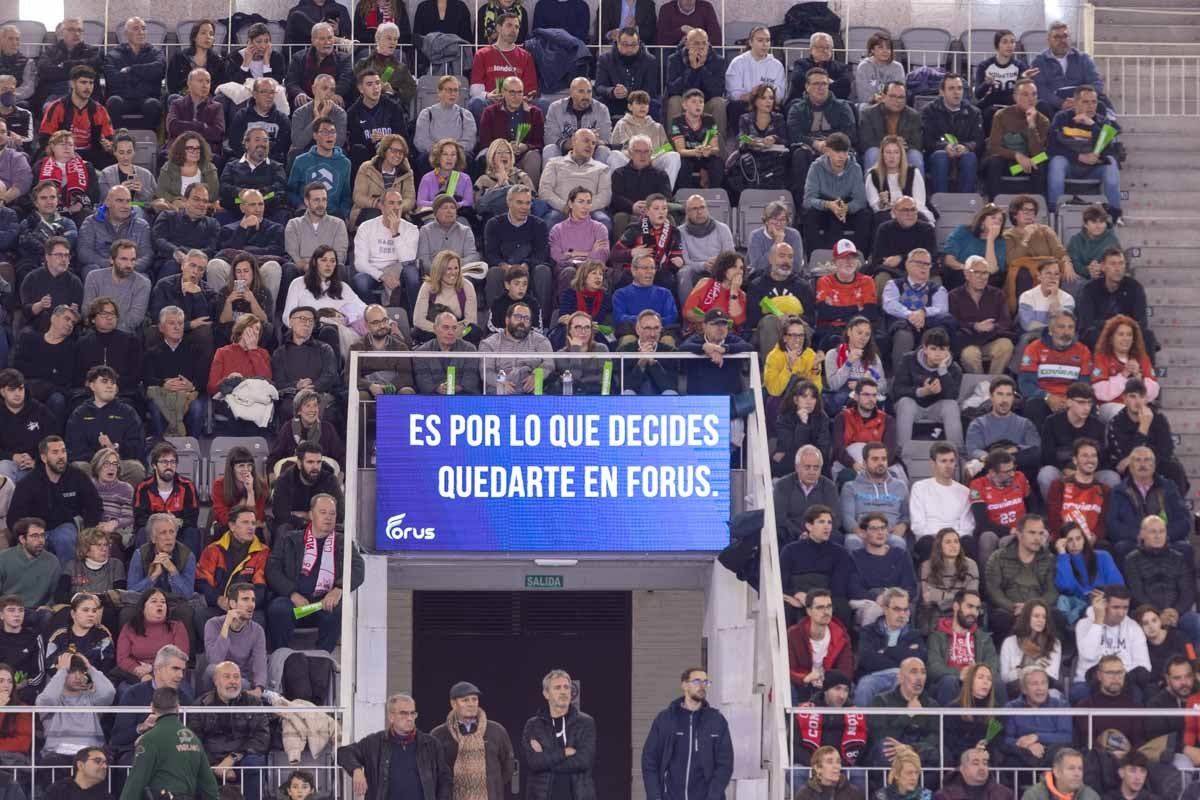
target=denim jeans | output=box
[0,460,31,485]
[45,522,78,561]
[1047,156,1121,211]
[927,150,978,193]
[147,394,207,438]
[852,668,899,706]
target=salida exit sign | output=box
[525,574,564,590]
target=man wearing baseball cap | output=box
[679,307,754,395]
[813,238,882,352]
[430,681,515,800]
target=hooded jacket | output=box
[641,697,733,800]
[892,348,962,409]
[840,472,908,535]
[920,97,984,156]
[802,154,867,213]
[927,616,1000,682]
[288,145,352,217]
[665,43,726,100]
[788,616,854,684]
[522,704,597,800]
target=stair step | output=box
[1147,287,1200,305]
[1119,151,1200,169]
[1157,410,1200,433]
[1131,267,1200,285]
[1125,251,1200,269]
[1154,329,1200,347]
[1095,43,1200,56]
[1093,0,1200,8]
[1158,348,1200,366]
[1096,24,1200,44]
[1160,389,1200,408]
[1118,117,1197,134]
[1146,308,1200,327]
[1115,169,1200,191]
[1123,193,1200,211]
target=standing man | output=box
[430,681,516,800]
[338,693,452,800]
[642,667,734,800]
[523,670,597,800]
[118,687,220,800]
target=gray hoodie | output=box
[543,98,613,151]
[840,471,909,535]
[802,154,867,213]
[413,102,477,156]
[35,666,116,755]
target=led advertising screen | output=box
[374,396,731,552]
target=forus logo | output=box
[385,513,436,541]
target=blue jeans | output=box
[1047,156,1121,211]
[46,522,78,561]
[852,668,899,706]
[147,394,207,438]
[268,596,343,652]
[1177,610,1200,651]
[927,150,978,193]
[541,208,613,234]
[352,272,384,305]
[0,460,30,485]
[863,148,925,173]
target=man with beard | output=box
[1018,308,1093,431]
[747,242,816,358]
[792,672,867,770]
[0,518,58,612]
[965,377,1040,481]
[64,365,145,485]
[0,595,46,703]
[677,194,734,299]
[969,449,1031,541]
[0,368,58,486]
[349,305,414,399]
[430,681,516,800]
[37,64,113,166]
[928,589,1001,703]
[479,302,554,395]
[6,435,101,561]
[1145,656,1200,771]
[44,746,110,800]
[218,135,290,230]
[131,442,202,556]
[1074,656,1144,747]
[284,183,348,270]
[841,443,908,551]
[81,240,151,336]
[831,378,898,481]
[271,442,343,539]
[642,667,733,800]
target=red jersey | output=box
[816,274,876,326]
[969,472,1029,528]
[1020,338,1092,397]
[39,96,113,151]
[469,45,539,96]
[1046,477,1109,541]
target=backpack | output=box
[724,147,786,195]
[905,66,945,102]
[769,2,844,48]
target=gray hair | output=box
[763,201,790,223]
[154,644,188,668]
[636,309,661,324]
[187,67,210,83]
[1130,445,1155,462]
[542,669,571,692]
[794,444,823,464]
[507,184,532,201]
[878,587,909,609]
[124,17,145,33]
[185,248,208,265]
[1018,665,1049,689]
[1053,748,1083,769]
[1048,307,1076,327]
[627,134,653,150]
[313,73,336,88]
[312,22,335,38]
[387,692,415,711]
[157,305,185,324]
[907,248,931,263]
[253,77,276,95]
[376,22,400,40]
[148,512,178,536]
[810,32,833,47]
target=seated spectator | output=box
[208,316,274,430]
[288,116,353,220]
[609,94,680,190]
[922,74,983,195]
[612,253,680,345]
[1107,447,1191,563]
[99,130,157,208]
[166,68,225,161]
[131,442,200,553]
[774,446,841,545]
[779,504,851,624]
[747,202,805,280]
[794,742,863,799]
[983,80,1049,199]
[142,306,209,439]
[412,249,479,346]
[416,139,474,220]
[859,83,924,173]
[59,524,128,631]
[170,19,229,97]
[38,67,112,169]
[286,22,354,108]
[1074,585,1150,695]
[974,30,1034,131]
[191,661,271,796]
[679,308,753,395]
[219,163,290,251]
[918,529,980,633]
[548,188,611,287]
[1019,310,1092,431]
[73,297,143,411]
[414,197,480,312]
[853,587,926,706]
[670,89,723,190]
[413,0,473,46]
[942,663,1001,763]
[830,375,897,480]
[1074,655,1145,745]
[944,204,1007,285]
[479,302,554,394]
[786,35,851,106]
[937,748,1008,800]
[985,514,1059,642]
[155,132,221,213]
[0,596,45,703]
[866,658,938,767]
[64,366,145,486]
[911,443,985,560]
[213,252,277,350]
[595,26,660,118]
[948,256,1013,375]
[414,312,483,395]
[476,78,544,191]
[1107,378,1182,489]
[1055,521,1123,623]
[665,30,727,142]
[771,378,830,478]
[866,138,934,236]
[108,644,192,768]
[539,130,611,230]
[1033,22,1106,118]
[675,194,732,299]
[225,79,291,166]
[1067,206,1121,294]
[869,200,938,303]
[892,327,962,460]
[999,600,1062,696]
[848,513,917,626]
[32,18,102,109]
[749,243,814,356]
[727,72,787,185]
[412,76,476,173]
[272,306,340,419]
[44,593,115,677]
[1139,613,1193,690]
[288,74,349,167]
[853,32,905,107]
[81,243,151,336]
[197,506,268,628]
[211,452,268,534]
[547,261,609,346]
[1078,249,1153,354]
[612,194,683,294]
[287,184,348,282]
[763,315,821,398]
[0,369,57,486]
[475,139,537,225]
[18,237,81,336]
[682,251,746,333]
[6,436,101,561]
[1003,670,1074,770]
[266,493,364,652]
[801,134,870,258]
[1039,385,1117,499]
[965,377,1039,483]
[16,182,77,286]
[490,264,541,335]
[269,389,346,475]
[840,443,907,550]
[90,451,135,558]
[928,589,1000,704]
[1017,261,1075,361]
[0,517,57,615]
[787,588,853,703]
[1144,656,1198,771]
[617,310,680,397]
[349,135,415,232]
[352,188,418,306]
[814,251,879,359]
[115,588,190,686]
[350,303,414,398]
[34,653,114,767]
[787,67,856,210]
[0,667,33,765]
[0,81,32,158]
[35,131,101,227]
[126,509,200,613]
[271,443,344,539]
[103,18,164,130]
[203,581,268,695]
[1124,515,1200,648]
[543,78,613,165]
[345,70,408,173]
[467,13,538,119]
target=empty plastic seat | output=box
[1019,30,1046,58]
[142,19,168,46]
[898,27,953,68]
[673,188,732,231]
[963,28,1004,70]
[81,20,106,46]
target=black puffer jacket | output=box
[522,705,597,800]
[188,690,272,761]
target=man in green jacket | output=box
[1021,748,1101,800]
[985,514,1060,644]
[120,686,220,800]
[867,656,939,767]
[928,589,1002,704]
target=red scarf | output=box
[795,704,866,764]
[640,214,673,267]
[574,289,604,318]
[38,156,88,202]
[300,524,337,596]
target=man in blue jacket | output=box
[678,309,753,396]
[852,587,927,706]
[1106,446,1192,565]
[1046,85,1121,217]
[642,667,734,800]
[999,666,1073,769]
[102,18,165,130]
[1032,23,1105,118]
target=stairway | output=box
[1092,0,1200,57]
[1111,115,1200,505]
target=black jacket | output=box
[787,57,852,105]
[271,462,345,532]
[73,328,143,390]
[611,164,672,215]
[641,698,733,800]
[272,336,340,395]
[218,219,287,260]
[152,210,221,263]
[148,276,219,330]
[920,97,985,156]
[219,157,290,216]
[1040,410,1109,469]
[1124,543,1195,615]
[226,105,292,163]
[338,729,451,800]
[265,522,364,600]
[594,46,661,115]
[189,690,272,761]
[6,463,102,531]
[0,399,57,461]
[1077,276,1150,341]
[34,40,103,105]
[772,407,832,478]
[522,704,597,800]
[616,341,680,395]
[892,349,963,409]
[64,397,145,464]
[1105,407,1175,473]
[143,337,208,390]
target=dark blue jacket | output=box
[856,618,927,677]
[226,105,292,163]
[678,334,752,396]
[218,219,286,259]
[219,157,290,216]
[531,0,591,43]
[152,210,220,264]
[1106,474,1190,547]
[346,95,409,152]
[483,214,551,268]
[1032,47,1105,112]
[0,205,18,255]
[102,43,165,102]
[666,43,726,100]
[595,47,661,115]
[778,537,851,599]
[641,698,734,800]
[110,678,196,755]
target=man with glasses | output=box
[288,115,352,219]
[949,255,1014,375]
[1018,308,1092,430]
[479,302,554,395]
[1033,23,1106,118]
[1075,654,1145,745]
[150,183,220,282]
[787,68,856,201]
[272,306,338,420]
[227,77,291,164]
[881,247,951,374]
[477,76,545,187]
[617,309,680,395]
[339,693,450,800]
[788,34,852,105]
[19,236,81,333]
[969,449,1030,543]
[46,746,109,799]
[0,517,58,615]
[102,17,165,130]
[859,81,924,172]
[643,667,733,800]
[350,304,414,399]
[219,129,291,227]
[595,27,661,119]
[611,135,675,240]
[848,514,916,627]
[33,19,103,110]
[983,78,1049,199]
[871,199,939,298]
[853,587,926,705]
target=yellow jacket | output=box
[764,347,822,396]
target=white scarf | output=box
[301,525,337,596]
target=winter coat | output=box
[338,729,451,800]
[641,698,734,800]
[856,618,927,676]
[522,704,597,800]
[430,712,515,800]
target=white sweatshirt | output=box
[908,478,975,540]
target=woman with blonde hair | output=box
[413,249,480,344]
[866,134,932,225]
[350,132,416,227]
[873,746,930,800]
[476,138,535,216]
[89,447,134,553]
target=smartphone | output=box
[235,279,246,292]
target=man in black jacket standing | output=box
[339,692,451,800]
[642,667,734,800]
[523,669,597,800]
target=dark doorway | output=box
[413,591,633,800]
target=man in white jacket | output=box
[352,189,419,305]
[1073,584,1151,698]
[724,26,786,128]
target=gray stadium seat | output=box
[0,21,45,56]
[209,437,270,500]
[673,188,732,231]
[808,249,835,275]
[125,130,159,173]
[994,193,1049,225]
[143,19,168,46]
[1019,30,1046,59]
[725,20,768,47]
[898,27,953,68]
[963,29,1003,70]
[958,373,991,403]
[847,26,890,61]
[385,307,412,342]
[736,189,794,248]
[81,20,106,46]
[164,436,203,492]
[1056,195,1107,243]
[931,192,985,246]
[178,20,230,47]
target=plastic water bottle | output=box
[496,369,507,395]
[562,371,573,396]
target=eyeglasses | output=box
[94,310,116,318]
[866,525,889,532]
[569,324,593,331]
[156,459,178,466]
[184,145,201,152]
[908,260,932,267]
[687,678,713,687]
[509,313,532,322]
